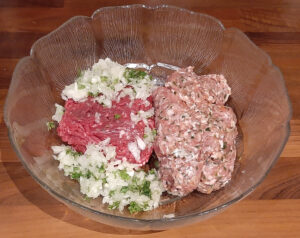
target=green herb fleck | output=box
[149,169,156,175]
[85,170,93,179]
[88,92,99,97]
[77,69,83,77]
[70,167,82,180]
[83,195,91,202]
[46,121,56,131]
[108,201,120,210]
[140,180,151,198]
[128,184,139,193]
[113,78,119,84]
[143,202,149,209]
[222,142,227,150]
[98,164,105,173]
[102,178,107,184]
[132,87,137,95]
[109,190,115,197]
[124,68,147,80]
[120,186,129,193]
[71,172,82,180]
[114,114,121,120]
[152,129,157,136]
[143,134,148,139]
[66,149,82,157]
[205,127,211,132]
[119,170,130,181]
[128,201,143,214]
[100,76,108,82]
[132,176,138,184]
[78,83,85,89]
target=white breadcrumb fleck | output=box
[95,112,101,123]
[136,136,146,150]
[119,130,125,138]
[52,104,64,123]
[128,141,140,162]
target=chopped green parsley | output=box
[128,201,143,214]
[119,170,130,181]
[108,201,120,210]
[222,142,227,150]
[66,148,82,157]
[152,129,157,136]
[46,121,56,131]
[124,68,147,80]
[78,83,85,89]
[114,114,121,120]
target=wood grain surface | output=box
[1,1,300,237]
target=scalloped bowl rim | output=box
[3,4,292,223]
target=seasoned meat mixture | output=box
[153,67,237,196]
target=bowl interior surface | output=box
[4,5,291,230]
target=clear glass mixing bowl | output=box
[4,5,292,230]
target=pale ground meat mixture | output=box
[153,67,238,196]
[165,67,231,107]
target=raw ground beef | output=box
[57,96,155,165]
[153,68,238,196]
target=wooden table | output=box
[1,0,300,237]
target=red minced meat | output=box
[57,96,155,165]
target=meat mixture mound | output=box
[153,67,238,196]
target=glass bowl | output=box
[4,5,292,230]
